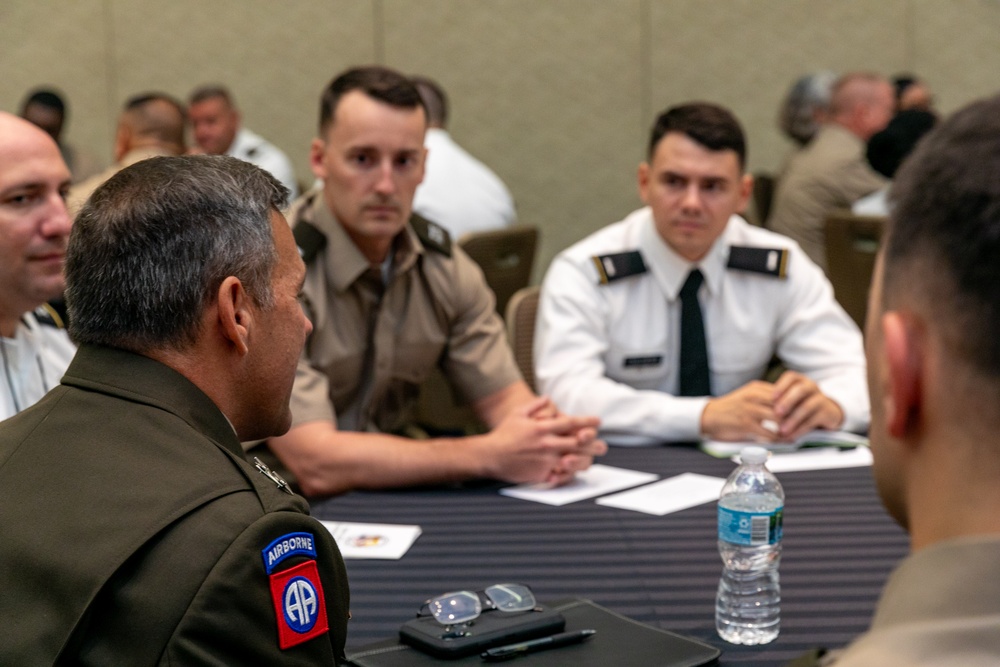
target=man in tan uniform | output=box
[827,95,1000,664]
[68,92,186,214]
[265,66,605,497]
[769,72,893,270]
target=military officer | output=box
[0,156,350,664]
[535,102,868,446]
[262,65,605,497]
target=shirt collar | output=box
[306,194,425,291]
[639,209,740,300]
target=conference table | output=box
[310,444,908,666]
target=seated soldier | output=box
[535,102,868,446]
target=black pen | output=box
[481,629,596,661]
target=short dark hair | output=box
[318,66,425,135]
[66,155,289,353]
[189,84,234,108]
[648,102,747,169]
[886,94,1000,376]
[411,75,448,127]
[20,88,66,115]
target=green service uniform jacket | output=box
[0,345,350,665]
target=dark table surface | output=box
[310,445,908,666]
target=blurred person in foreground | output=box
[805,94,1000,666]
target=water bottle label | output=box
[718,506,783,546]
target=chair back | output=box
[824,210,887,329]
[505,286,541,392]
[752,172,777,227]
[459,226,538,317]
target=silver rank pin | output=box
[254,457,294,495]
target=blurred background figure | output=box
[411,75,516,238]
[19,87,102,183]
[778,71,838,148]
[892,73,935,112]
[188,84,298,198]
[68,92,187,215]
[853,108,938,216]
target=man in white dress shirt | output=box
[535,102,868,445]
[410,76,516,238]
[0,112,76,421]
[188,85,299,198]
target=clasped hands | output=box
[483,396,607,488]
[700,370,844,443]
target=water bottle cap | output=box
[739,446,769,465]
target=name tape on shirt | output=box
[262,532,317,574]
[269,559,330,649]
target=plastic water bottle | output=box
[715,446,784,645]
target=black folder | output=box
[346,598,721,667]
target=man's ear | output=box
[309,138,328,180]
[737,172,754,214]
[882,311,923,438]
[216,276,252,356]
[637,162,650,205]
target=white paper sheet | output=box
[595,472,726,516]
[763,446,873,473]
[321,521,422,560]
[700,430,869,459]
[499,464,659,506]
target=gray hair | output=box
[66,155,289,353]
[779,71,837,146]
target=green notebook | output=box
[346,598,721,667]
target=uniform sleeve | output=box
[437,247,523,403]
[535,254,708,445]
[289,354,338,429]
[773,250,870,433]
[163,509,350,665]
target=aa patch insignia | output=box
[269,559,330,649]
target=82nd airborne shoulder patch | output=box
[263,532,329,649]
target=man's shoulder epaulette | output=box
[727,246,789,279]
[34,303,66,329]
[293,220,327,264]
[410,214,452,257]
[591,251,647,285]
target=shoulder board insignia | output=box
[591,251,647,285]
[35,303,66,329]
[410,213,452,257]
[727,246,789,279]
[293,220,327,264]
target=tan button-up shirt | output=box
[288,192,522,433]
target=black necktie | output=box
[679,268,711,397]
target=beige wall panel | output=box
[0,1,115,169]
[649,0,908,175]
[382,0,645,277]
[910,0,1000,114]
[107,0,376,185]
